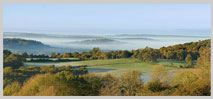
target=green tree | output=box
[103,52,112,59]
[22,52,28,58]
[4,54,24,69]
[3,50,12,59]
[120,50,132,58]
[73,52,80,58]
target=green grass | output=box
[24,58,185,82]
[72,59,183,75]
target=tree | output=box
[4,54,24,69]
[56,53,62,58]
[63,52,72,58]
[15,74,73,96]
[90,47,101,59]
[185,54,193,67]
[103,52,112,59]
[120,70,143,96]
[120,50,132,58]
[176,50,187,60]
[196,46,211,80]
[3,50,12,59]
[150,65,169,83]
[51,52,56,58]
[90,47,101,54]
[138,47,158,63]
[196,46,210,69]
[166,51,176,59]
[73,52,80,58]
[22,52,29,58]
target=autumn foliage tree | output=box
[185,54,193,68]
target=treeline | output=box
[3,39,210,70]
[49,39,210,62]
[6,39,209,67]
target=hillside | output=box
[4,38,51,49]
[3,38,89,54]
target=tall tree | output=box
[185,54,193,67]
[63,52,72,58]
[51,52,56,58]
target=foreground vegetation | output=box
[4,64,210,96]
[3,39,211,96]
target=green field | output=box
[24,58,185,81]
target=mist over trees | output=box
[10,39,209,66]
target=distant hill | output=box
[3,38,89,54]
[4,38,51,50]
[68,38,125,45]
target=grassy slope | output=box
[24,58,185,78]
[73,59,183,75]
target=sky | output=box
[3,4,211,36]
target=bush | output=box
[15,74,73,96]
[99,74,121,96]
[119,70,143,96]
[150,65,169,83]
[3,81,21,96]
[171,69,210,96]
[4,54,24,69]
[145,80,169,92]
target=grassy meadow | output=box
[24,58,185,81]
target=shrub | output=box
[145,80,169,92]
[99,74,121,96]
[171,69,211,96]
[119,70,143,96]
[150,65,169,83]
[3,81,21,96]
[15,74,73,96]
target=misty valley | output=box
[3,32,209,54]
[3,32,211,96]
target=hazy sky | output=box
[3,4,211,35]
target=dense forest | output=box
[3,39,211,96]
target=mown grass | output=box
[24,58,185,81]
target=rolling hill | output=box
[3,38,89,54]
